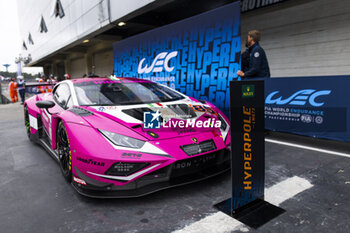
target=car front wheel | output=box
[57,121,72,182]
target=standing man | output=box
[17,76,25,104]
[64,74,71,80]
[237,30,270,79]
[241,39,250,72]
[38,77,46,93]
[8,77,18,103]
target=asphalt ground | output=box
[0,102,349,233]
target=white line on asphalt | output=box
[172,176,313,233]
[265,138,350,159]
[264,176,313,206]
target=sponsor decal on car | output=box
[76,156,105,166]
[173,154,216,169]
[121,152,142,159]
[189,104,217,115]
[106,106,118,110]
[147,103,164,108]
[170,127,196,135]
[97,106,106,112]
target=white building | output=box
[17,0,350,79]
[17,0,159,78]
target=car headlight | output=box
[217,113,229,142]
[99,129,145,149]
[217,113,228,131]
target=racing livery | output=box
[24,77,231,197]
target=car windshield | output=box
[74,80,184,106]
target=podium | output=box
[215,80,285,229]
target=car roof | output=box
[70,77,151,84]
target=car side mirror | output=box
[36,100,55,109]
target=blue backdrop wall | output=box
[113,2,241,116]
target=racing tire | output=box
[24,106,31,140]
[57,121,72,182]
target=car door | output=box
[42,83,73,140]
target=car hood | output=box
[79,98,226,141]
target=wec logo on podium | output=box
[265,89,331,107]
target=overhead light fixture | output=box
[118,22,126,27]
[82,39,89,43]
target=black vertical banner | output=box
[230,80,265,212]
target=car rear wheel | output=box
[57,121,72,182]
[24,107,31,139]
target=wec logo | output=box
[138,51,178,74]
[265,89,331,107]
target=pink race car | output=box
[24,77,230,197]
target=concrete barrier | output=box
[0,82,11,104]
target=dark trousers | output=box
[19,89,25,103]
